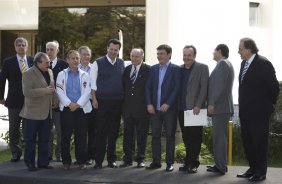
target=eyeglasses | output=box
[46,48,55,51]
[16,44,26,47]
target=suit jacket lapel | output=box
[188,62,197,83]
[134,63,145,84]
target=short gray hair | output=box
[34,52,48,65]
[14,37,28,47]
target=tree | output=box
[37,6,145,60]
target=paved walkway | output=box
[0,105,8,151]
[0,160,281,184]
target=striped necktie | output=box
[130,66,137,84]
[241,61,249,83]
[20,58,27,73]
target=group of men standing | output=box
[0,37,279,182]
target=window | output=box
[249,2,260,26]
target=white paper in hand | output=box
[184,109,208,126]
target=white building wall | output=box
[146,0,281,104]
[0,0,39,30]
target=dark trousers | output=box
[123,115,149,163]
[150,111,177,165]
[24,118,50,167]
[94,99,122,165]
[240,115,270,175]
[61,108,88,165]
[87,109,96,160]
[8,108,23,158]
[178,111,203,168]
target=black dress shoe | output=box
[119,161,133,168]
[10,155,21,162]
[108,162,118,168]
[166,164,174,172]
[146,162,162,169]
[26,164,37,171]
[86,160,93,165]
[137,162,145,168]
[56,158,62,162]
[206,165,225,175]
[38,165,53,169]
[93,164,102,169]
[187,166,197,174]
[179,164,188,172]
[237,168,254,178]
[248,174,266,182]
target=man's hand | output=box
[208,105,215,115]
[46,86,55,94]
[69,102,80,112]
[92,98,98,109]
[147,104,155,114]
[193,107,201,115]
[0,99,5,105]
[160,103,170,113]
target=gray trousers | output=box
[48,110,61,160]
[212,113,230,173]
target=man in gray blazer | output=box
[20,52,57,171]
[178,45,209,173]
[207,44,234,175]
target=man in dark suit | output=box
[207,44,234,175]
[0,37,33,162]
[120,48,150,168]
[145,44,180,172]
[237,37,279,182]
[178,45,209,173]
[46,41,68,162]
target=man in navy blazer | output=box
[237,38,279,182]
[0,37,33,162]
[145,44,180,172]
[120,48,150,168]
[46,40,68,162]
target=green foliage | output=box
[38,7,145,60]
[268,133,282,161]
[175,142,213,164]
[270,81,282,134]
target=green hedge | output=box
[202,125,282,163]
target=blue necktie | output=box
[130,66,137,84]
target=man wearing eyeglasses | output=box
[46,41,68,162]
[0,37,33,162]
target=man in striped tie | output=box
[120,48,150,168]
[0,37,33,162]
[237,37,280,182]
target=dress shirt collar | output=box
[246,54,256,65]
[106,54,117,65]
[16,54,27,61]
[50,57,58,68]
[159,60,170,68]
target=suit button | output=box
[132,93,134,96]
